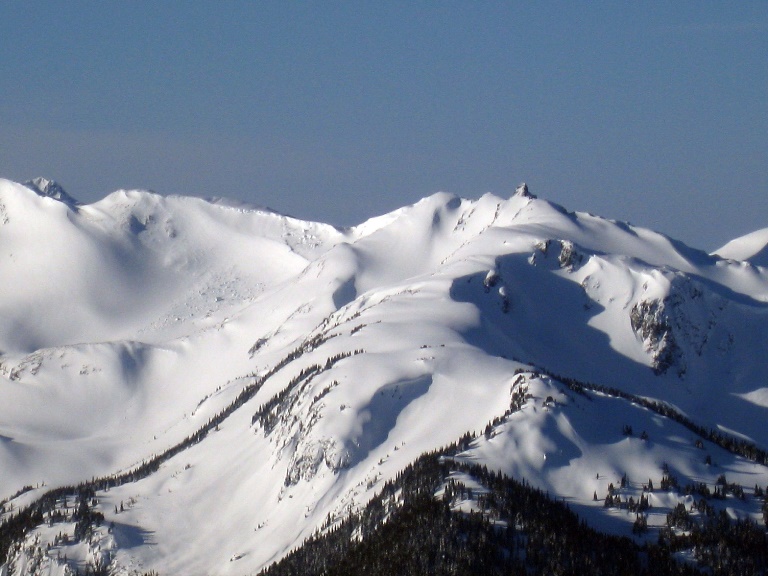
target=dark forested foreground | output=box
[261,448,768,576]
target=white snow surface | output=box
[0,177,767,575]
[714,227,768,268]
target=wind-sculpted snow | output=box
[0,178,766,575]
[715,227,768,268]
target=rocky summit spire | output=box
[514,182,535,199]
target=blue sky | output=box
[1,2,766,250]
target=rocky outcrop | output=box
[630,299,684,376]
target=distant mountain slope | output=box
[0,178,766,576]
[715,227,768,268]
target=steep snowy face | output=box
[0,179,766,576]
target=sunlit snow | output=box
[0,178,766,575]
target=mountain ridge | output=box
[0,177,766,576]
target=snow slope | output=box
[0,178,767,575]
[715,227,768,268]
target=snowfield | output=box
[1,178,767,575]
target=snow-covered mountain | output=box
[0,178,767,575]
[715,227,768,268]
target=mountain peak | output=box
[514,182,535,199]
[24,177,79,207]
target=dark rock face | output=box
[24,177,79,207]
[630,299,684,376]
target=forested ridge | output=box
[261,435,768,576]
